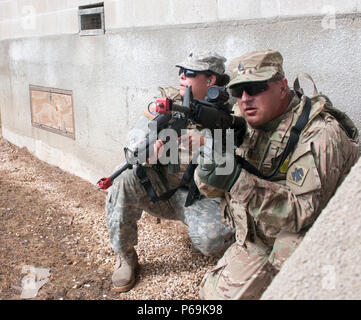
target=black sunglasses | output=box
[230,81,270,98]
[178,67,213,78]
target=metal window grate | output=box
[81,13,102,30]
[78,3,105,36]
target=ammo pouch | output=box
[136,86,201,207]
[135,156,201,207]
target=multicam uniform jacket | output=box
[196,91,359,246]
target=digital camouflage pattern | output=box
[105,86,235,259]
[197,91,359,299]
[106,165,235,257]
[176,51,226,75]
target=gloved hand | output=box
[196,146,242,192]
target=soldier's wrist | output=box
[196,148,242,191]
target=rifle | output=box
[97,85,246,190]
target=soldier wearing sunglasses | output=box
[105,51,236,293]
[194,50,359,299]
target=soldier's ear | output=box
[207,75,217,87]
[280,78,288,98]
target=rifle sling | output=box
[135,155,201,207]
[236,95,311,180]
[136,94,310,204]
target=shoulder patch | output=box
[287,165,309,186]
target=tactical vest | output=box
[227,73,359,245]
[237,73,358,181]
[136,86,203,206]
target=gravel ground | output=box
[0,131,218,300]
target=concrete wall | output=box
[1,1,361,185]
[1,0,361,39]
[262,157,361,300]
[1,0,361,300]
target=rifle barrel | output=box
[109,162,133,181]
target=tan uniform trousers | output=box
[199,229,306,300]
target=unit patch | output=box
[287,165,309,186]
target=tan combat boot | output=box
[111,248,138,292]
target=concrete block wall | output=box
[1,1,361,39]
[1,1,361,183]
[1,0,361,300]
[261,157,361,299]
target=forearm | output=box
[194,170,225,198]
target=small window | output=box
[78,3,105,36]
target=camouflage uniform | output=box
[106,52,235,259]
[195,50,360,299]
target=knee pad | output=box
[190,234,233,257]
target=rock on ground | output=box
[0,132,218,300]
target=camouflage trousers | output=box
[105,165,235,257]
[199,229,306,300]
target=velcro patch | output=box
[287,165,309,187]
[144,109,157,120]
[279,158,289,174]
